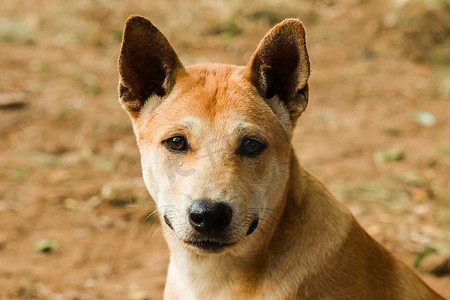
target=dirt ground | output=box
[0,0,449,299]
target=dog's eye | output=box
[239,138,266,156]
[165,136,187,152]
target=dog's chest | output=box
[169,256,270,300]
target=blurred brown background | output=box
[0,0,449,299]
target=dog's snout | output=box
[188,200,232,235]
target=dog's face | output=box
[136,66,292,254]
[118,16,310,255]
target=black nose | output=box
[188,200,232,235]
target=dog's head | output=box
[118,16,310,255]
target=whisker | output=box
[258,216,275,227]
[143,209,159,222]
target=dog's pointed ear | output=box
[246,19,310,124]
[118,16,185,118]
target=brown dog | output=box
[117,15,444,300]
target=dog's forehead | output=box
[136,64,290,145]
[177,64,278,125]
[151,65,270,121]
[182,64,257,110]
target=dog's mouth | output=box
[164,213,259,253]
[164,214,173,229]
[183,219,258,254]
[246,218,258,235]
[184,239,236,253]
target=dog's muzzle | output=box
[163,199,260,253]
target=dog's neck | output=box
[166,150,354,299]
